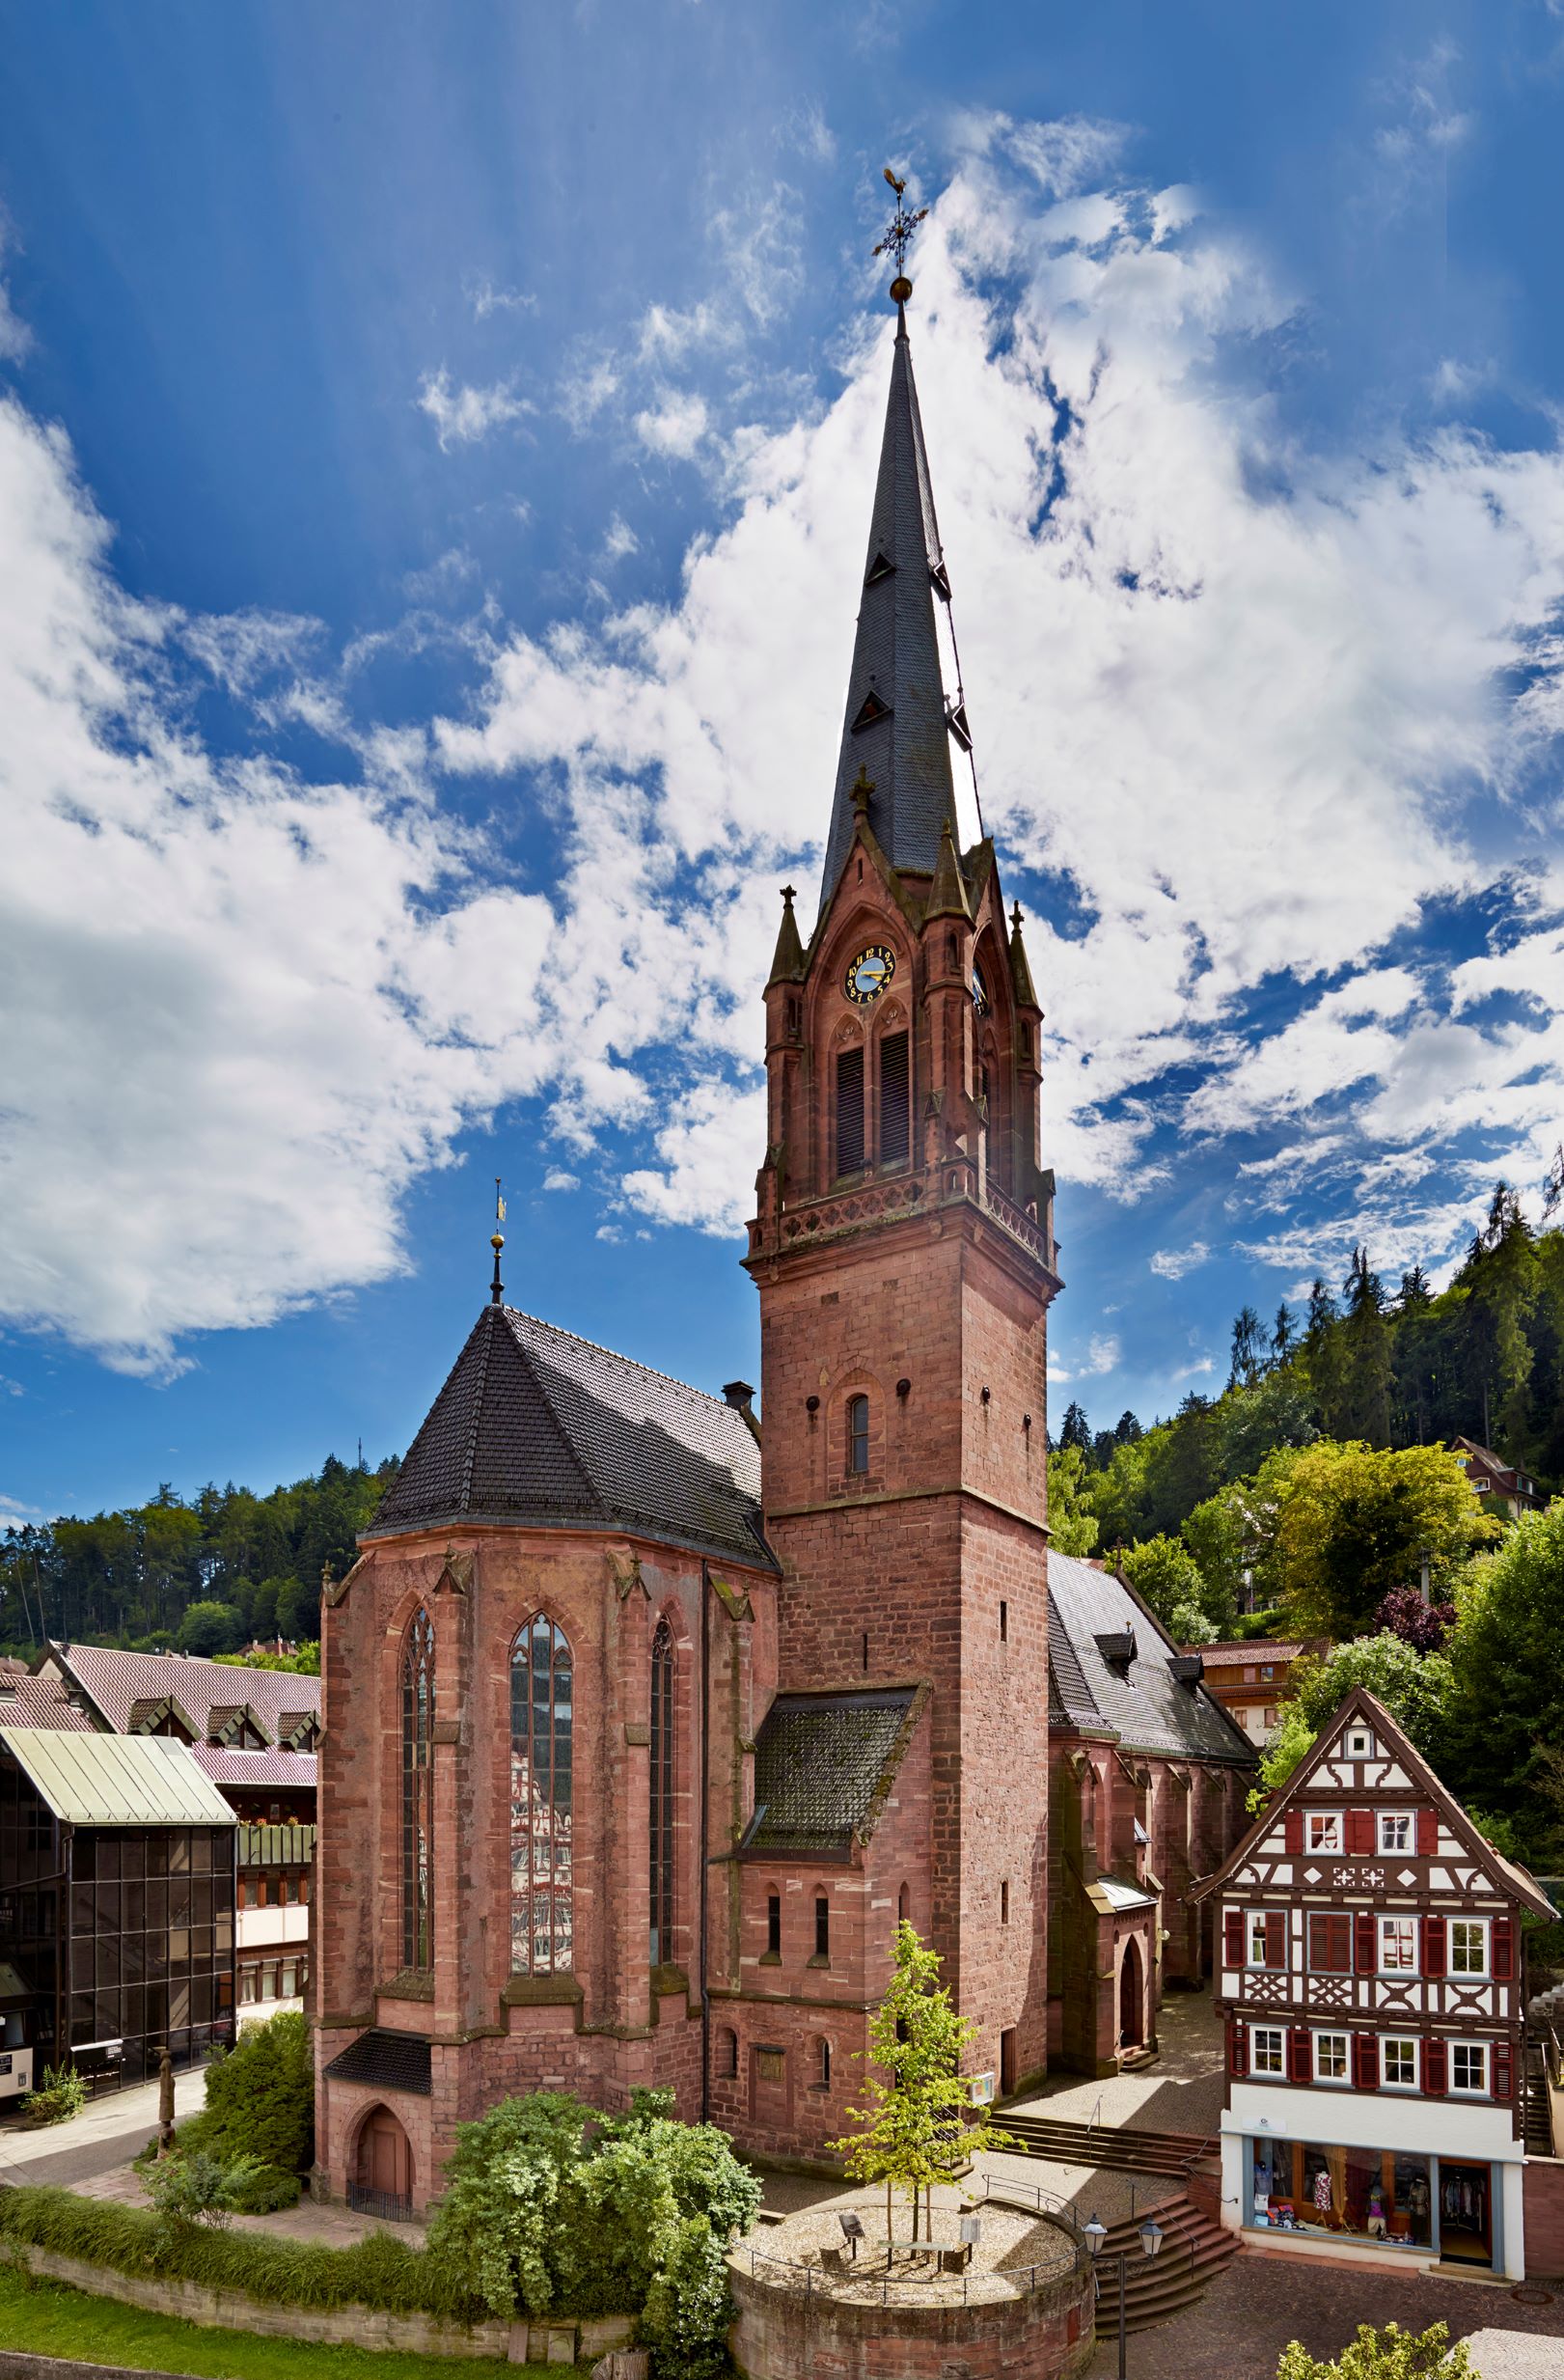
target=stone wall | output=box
[1523,2155,1564,2281]
[727,2241,1094,2380]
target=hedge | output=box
[0,2184,488,2324]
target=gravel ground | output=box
[1084,2245,1564,2378]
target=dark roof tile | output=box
[1047,1555,1255,1767]
[743,1687,919,1860]
[323,2027,431,2096]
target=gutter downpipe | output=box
[700,1559,711,2121]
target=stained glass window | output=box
[511,1616,574,1975]
[649,1619,674,1967]
[400,1609,435,1974]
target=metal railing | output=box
[346,2183,414,2223]
[738,2176,1084,2311]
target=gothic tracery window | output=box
[510,1615,574,1975]
[400,1608,435,1973]
[649,1618,674,1966]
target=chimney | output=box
[723,1380,755,1415]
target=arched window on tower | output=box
[836,1044,865,1174]
[400,1609,435,1974]
[846,1394,869,1476]
[878,1029,910,1166]
[649,1618,674,1967]
[510,1616,574,1975]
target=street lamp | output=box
[1084,2209,1164,2380]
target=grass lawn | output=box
[0,2265,562,2379]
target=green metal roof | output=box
[0,1727,237,1827]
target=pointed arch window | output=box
[878,1029,910,1166]
[400,1609,435,1974]
[510,1616,574,1975]
[836,1045,865,1174]
[649,1619,675,1967]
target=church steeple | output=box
[817,289,959,914]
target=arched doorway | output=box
[1118,1939,1143,2051]
[351,2104,414,2217]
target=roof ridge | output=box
[494,1314,607,1519]
[503,1304,748,1413]
[459,1303,500,1515]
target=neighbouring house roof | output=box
[0,1727,237,1828]
[39,1644,318,1742]
[741,1685,921,1861]
[1047,1554,1256,1768]
[1190,1684,1559,1922]
[1198,1642,1308,1666]
[1087,1876,1159,1915]
[190,1746,317,1790]
[0,1673,96,1731]
[366,1301,775,1571]
[1449,1436,1544,1501]
[323,2028,432,2096]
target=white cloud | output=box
[0,220,32,362]
[1052,1331,1122,1386]
[634,392,710,459]
[542,1168,580,1192]
[1150,1243,1210,1280]
[601,513,640,563]
[417,371,534,451]
[465,275,535,320]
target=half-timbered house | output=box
[1193,1685,1556,2279]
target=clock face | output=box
[972,963,990,1016]
[844,944,895,1005]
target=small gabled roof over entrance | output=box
[739,1685,922,1862]
[1189,1684,1557,1920]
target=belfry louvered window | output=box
[649,1619,674,1966]
[879,1030,910,1166]
[510,1615,574,1975]
[836,1045,865,1174]
[400,1608,435,1974]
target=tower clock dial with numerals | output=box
[844,944,896,1005]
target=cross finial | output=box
[851,764,875,816]
[780,883,796,908]
[1011,900,1024,934]
[490,1176,506,1304]
[873,166,927,305]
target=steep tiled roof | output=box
[817,307,960,912]
[42,1645,318,1740]
[324,2027,432,2095]
[190,1746,317,1789]
[367,1303,774,1570]
[1047,1554,1255,1767]
[742,1686,919,1860]
[0,1674,96,1731]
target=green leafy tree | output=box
[1338,1247,1393,1448]
[833,1922,1017,2246]
[1046,1446,1100,1557]
[1275,2320,1473,2380]
[1250,1632,1456,1808]
[1216,1371,1317,1486]
[640,2215,734,2380]
[427,2091,588,2317]
[1443,1504,1564,1863]
[176,1599,247,1656]
[1273,1441,1497,1637]
[177,2008,314,2185]
[143,2147,266,2231]
[1117,1536,1209,1630]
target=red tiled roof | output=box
[45,1644,318,1739]
[189,1746,317,1788]
[0,1674,96,1730]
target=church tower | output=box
[745,259,1061,2091]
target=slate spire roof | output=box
[366,1302,775,1570]
[818,303,960,914]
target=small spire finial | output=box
[851,764,875,816]
[780,883,796,909]
[490,1176,506,1305]
[1011,900,1024,934]
[873,167,926,308]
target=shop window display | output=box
[1250,2140,1434,2248]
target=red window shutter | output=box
[1228,2019,1248,2079]
[1416,1808,1439,1856]
[1265,1911,1286,1969]
[1423,2037,1447,2097]
[1355,1912,1377,1974]
[1284,1809,1303,1854]
[1287,2026,1311,2083]
[1494,2041,1514,2100]
[1224,1910,1244,1968]
[1347,1808,1375,1854]
[1422,1916,1446,1979]
[1493,1916,1515,1979]
[1353,2034,1379,2090]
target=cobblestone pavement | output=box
[1011,1986,1229,2138]
[1084,2246,1564,2378]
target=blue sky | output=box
[2,1,1563,1520]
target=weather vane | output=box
[873,166,926,303]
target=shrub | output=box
[1275,2319,1474,2378]
[641,2215,732,2380]
[0,2185,485,2323]
[178,2007,314,2178]
[22,2063,86,2127]
[143,2149,266,2230]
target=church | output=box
[311,263,1255,2215]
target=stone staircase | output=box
[1086,2192,1242,2334]
[1524,2039,1554,2155]
[1001,2108,1212,2177]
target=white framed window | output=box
[1450,2042,1488,2095]
[1313,2030,1350,2083]
[1381,2036,1418,2089]
[1247,1909,1285,1970]
[1345,1725,1375,1757]
[1378,1812,1412,1853]
[1379,1916,1418,1975]
[1306,1812,1342,1853]
[1250,2025,1285,2077]
[1450,1919,1489,1977]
